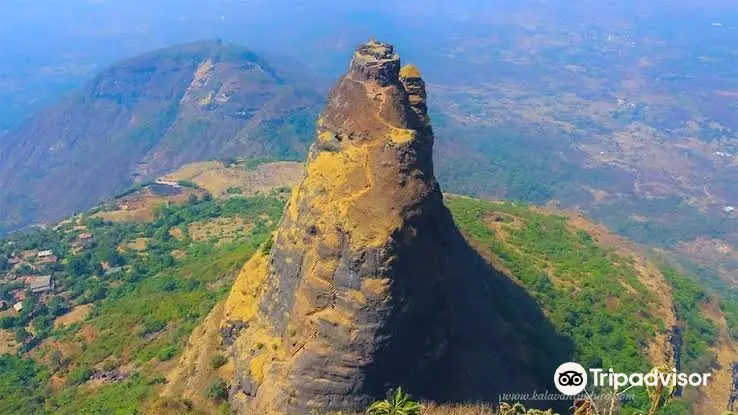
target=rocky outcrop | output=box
[216,39,570,414]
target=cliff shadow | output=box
[361,205,575,411]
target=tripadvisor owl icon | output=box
[554,362,588,395]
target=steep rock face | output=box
[219,40,570,414]
[0,41,322,234]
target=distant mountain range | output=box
[2,26,738,300]
[0,41,323,234]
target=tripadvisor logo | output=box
[554,362,712,396]
[554,362,588,395]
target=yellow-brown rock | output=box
[218,39,570,414]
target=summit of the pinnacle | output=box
[348,38,402,86]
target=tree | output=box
[177,180,199,189]
[0,316,17,329]
[101,249,125,267]
[14,327,30,343]
[16,264,34,275]
[68,255,91,277]
[48,296,69,317]
[153,203,169,219]
[32,315,51,333]
[49,349,63,372]
[66,366,93,386]
[84,282,107,303]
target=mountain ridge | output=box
[0,40,323,235]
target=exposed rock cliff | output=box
[208,39,570,414]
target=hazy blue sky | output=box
[1,0,736,130]
[3,0,732,76]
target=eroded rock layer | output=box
[220,39,569,414]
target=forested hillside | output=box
[447,197,738,414]
[0,172,732,413]
[0,181,288,413]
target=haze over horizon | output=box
[3,0,737,130]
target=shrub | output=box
[101,358,120,372]
[210,354,228,369]
[218,402,232,415]
[366,387,421,415]
[14,327,30,343]
[0,316,16,329]
[497,402,558,415]
[140,320,167,336]
[148,375,167,385]
[204,378,229,402]
[261,238,274,254]
[156,345,177,361]
[177,180,200,189]
[66,366,93,386]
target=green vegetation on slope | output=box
[0,355,49,414]
[448,198,657,371]
[0,193,285,414]
[661,267,719,374]
[51,374,151,415]
[446,197,721,413]
[0,192,728,414]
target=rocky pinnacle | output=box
[218,39,567,414]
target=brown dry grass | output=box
[692,300,738,414]
[33,338,83,365]
[96,189,199,223]
[168,227,185,240]
[0,328,18,354]
[188,217,251,246]
[125,238,150,252]
[96,203,158,223]
[81,324,97,342]
[49,375,66,392]
[53,304,93,329]
[161,302,232,414]
[160,161,222,181]
[422,402,495,414]
[676,237,738,263]
[299,403,498,415]
[162,160,304,198]
[170,249,187,260]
